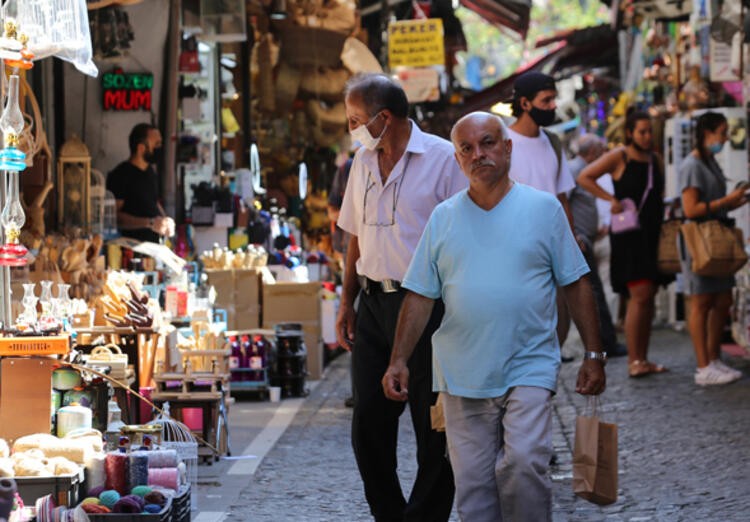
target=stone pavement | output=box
[217,326,750,521]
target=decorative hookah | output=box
[0,74,29,267]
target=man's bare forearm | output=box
[562,276,601,352]
[390,291,435,365]
[341,235,360,307]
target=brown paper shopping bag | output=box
[572,399,618,505]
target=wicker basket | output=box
[279,24,346,68]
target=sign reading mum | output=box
[102,69,154,111]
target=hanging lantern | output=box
[0,74,29,267]
[56,135,92,232]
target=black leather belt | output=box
[358,276,401,294]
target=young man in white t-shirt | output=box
[508,72,578,362]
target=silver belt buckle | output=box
[381,279,399,293]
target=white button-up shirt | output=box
[338,121,468,282]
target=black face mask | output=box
[145,147,163,165]
[529,107,556,127]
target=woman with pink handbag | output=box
[578,111,673,378]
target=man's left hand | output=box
[575,360,606,395]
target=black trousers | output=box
[351,288,454,522]
[582,240,618,351]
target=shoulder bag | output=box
[657,203,683,275]
[610,155,652,234]
[681,218,747,277]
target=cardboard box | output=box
[0,358,55,443]
[205,269,234,307]
[262,282,323,379]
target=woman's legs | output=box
[625,280,657,363]
[706,290,732,363]
[687,293,715,368]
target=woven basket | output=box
[299,66,349,100]
[275,61,302,115]
[279,24,346,68]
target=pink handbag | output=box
[610,156,653,235]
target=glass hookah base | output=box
[0,243,28,266]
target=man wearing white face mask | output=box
[336,73,467,521]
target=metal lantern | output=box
[57,135,91,232]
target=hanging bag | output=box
[657,204,684,274]
[572,396,618,505]
[611,155,652,234]
[680,219,747,277]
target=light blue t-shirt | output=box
[403,183,589,399]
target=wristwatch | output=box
[583,351,607,365]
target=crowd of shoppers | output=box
[330,72,745,521]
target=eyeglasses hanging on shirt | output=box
[362,153,412,227]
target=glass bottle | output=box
[56,283,72,328]
[20,282,37,326]
[39,280,54,324]
[0,74,27,267]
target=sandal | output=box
[628,360,668,378]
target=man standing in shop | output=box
[507,71,577,361]
[107,123,175,243]
[566,134,627,358]
[382,112,606,521]
[336,73,466,521]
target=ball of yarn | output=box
[81,503,111,514]
[98,489,120,508]
[81,497,100,505]
[113,494,145,513]
[143,491,167,506]
[87,486,105,498]
[131,485,152,498]
[144,504,163,513]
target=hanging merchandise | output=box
[298,162,308,200]
[0,75,29,267]
[4,0,98,76]
[250,144,266,195]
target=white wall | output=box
[63,0,170,177]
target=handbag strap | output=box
[636,155,653,214]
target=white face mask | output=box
[350,112,386,151]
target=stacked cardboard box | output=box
[262,282,323,380]
[205,269,262,330]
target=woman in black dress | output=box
[578,111,672,377]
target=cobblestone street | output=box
[215,326,750,521]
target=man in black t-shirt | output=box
[107,123,175,242]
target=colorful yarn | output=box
[113,494,144,513]
[147,467,179,490]
[87,486,105,498]
[128,452,149,489]
[131,485,152,498]
[147,449,178,468]
[81,497,100,505]
[144,504,163,513]
[98,489,120,509]
[143,491,167,506]
[104,453,128,495]
[81,503,111,514]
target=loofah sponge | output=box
[131,485,152,498]
[143,491,167,506]
[113,494,145,513]
[13,457,48,477]
[81,503,111,514]
[12,433,58,453]
[48,456,80,476]
[0,439,8,458]
[98,489,120,509]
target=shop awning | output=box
[459,0,532,37]
[459,24,618,113]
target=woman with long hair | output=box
[679,111,746,386]
[578,111,672,377]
